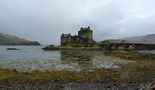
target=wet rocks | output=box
[0,81,155,90]
[138,50,155,58]
[43,45,59,50]
[6,48,20,50]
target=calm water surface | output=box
[0,46,132,71]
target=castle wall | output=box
[61,34,71,46]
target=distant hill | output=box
[124,34,155,44]
[0,33,40,45]
[101,34,155,44]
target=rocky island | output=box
[43,26,101,50]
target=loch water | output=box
[0,46,132,71]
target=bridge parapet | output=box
[101,43,155,50]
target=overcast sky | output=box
[0,0,155,45]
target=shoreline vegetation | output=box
[42,45,102,50]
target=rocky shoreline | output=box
[0,80,155,90]
[43,45,101,51]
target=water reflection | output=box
[0,46,132,71]
[55,50,132,71]
[60,50,94,70]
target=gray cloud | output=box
[0,0,155,45]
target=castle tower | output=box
[61,33,71,46]
[78,26,93,43]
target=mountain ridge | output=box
[124,34,155,44]
[0,33,40,45]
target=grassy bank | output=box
[104,51,155,82]
[0,68,120,84]
[43,45,101,51]
[104,51,155,60]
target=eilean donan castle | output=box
[61,26,94,47]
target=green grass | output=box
[104,51,155,82]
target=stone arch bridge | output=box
[101,43,155,50]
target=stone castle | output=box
[61,26,94,46]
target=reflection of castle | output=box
[61,26,93,46]
[60,50,94,70]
